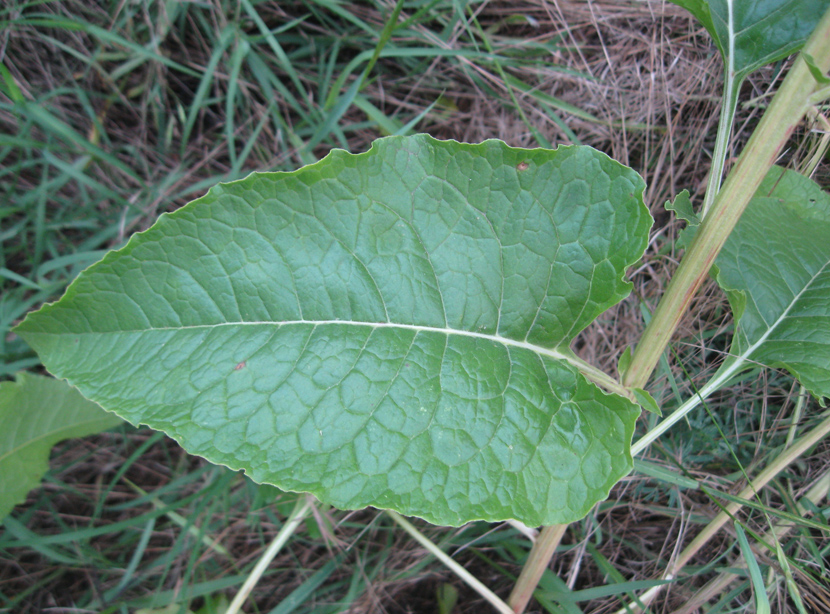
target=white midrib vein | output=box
[733,259,830,372]
[66,318,627,397]
[130,318,572,363]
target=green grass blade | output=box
[735,522,770,614]
[180,24,237,153]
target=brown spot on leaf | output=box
[234,361,246,371]
[517,161,529,171]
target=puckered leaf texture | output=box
[16,135,651,526]
[716,167,830,400]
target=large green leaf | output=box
[16,135,651,526]
[714,167,830,399]
[0,373,122,520]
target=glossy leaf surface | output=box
[0,373,122,520]
[16,135,651,526]
[716,167,830,399]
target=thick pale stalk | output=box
[623,8,830,390]
[507,524,568,612]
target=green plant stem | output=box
[622,7,830,391]
[386,510,515,614]
[613,411,830,614]
[566,352,633,399]
[631,360,742,456]
[699,76,738,219]
[226,495,314,614]
[507,524,568,613]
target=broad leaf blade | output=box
[716,167,830,399]
[0,373,122,520]
[16,135,651,526]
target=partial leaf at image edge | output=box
[670,0,828,83]
[0,373,123,520]
[715,167,830,399]
[16,134,652,527]
[669,0,829,215]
